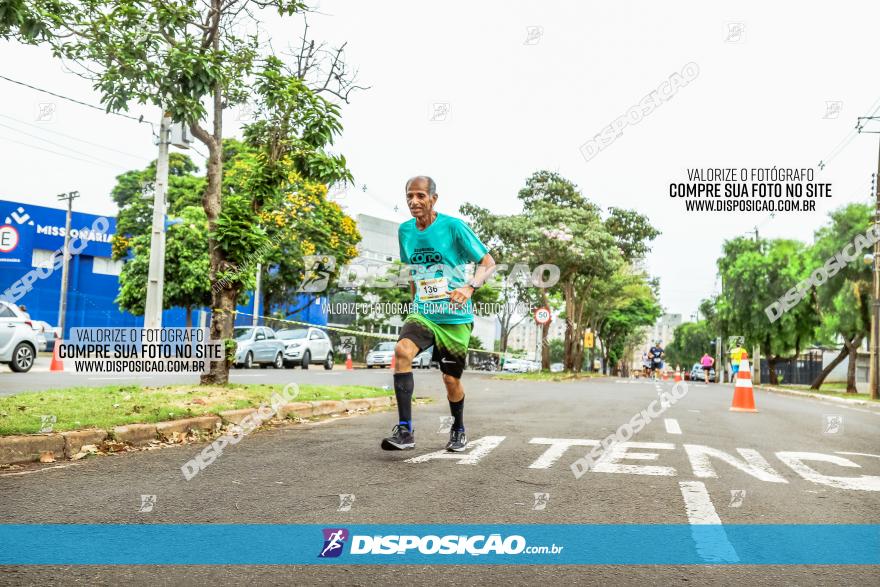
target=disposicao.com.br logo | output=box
[319,528,563,558]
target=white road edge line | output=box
[678,480,740,563]
[664,418,682,434]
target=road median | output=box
[0,383,393,466]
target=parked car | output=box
[277,327,334,370]
[690,362,716,383]
[232,326,286,369]
[31,320,59,353]
[366,341,396,368]
[550,362,564,373]
[502,358,533,373]
[0,300,38,372]
[413,346,433,369]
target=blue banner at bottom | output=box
[0,524,877,565]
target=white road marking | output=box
[0,464,77,477]
[405,436,506,465]
[591,442,677,476]
[678,480,740,563]
[664,418,682,434]
[679,480,723,523]
[688,409,701,413]
[775,452,880,491]
[230,374,267,377]
[684,444,788,484]
[527,438,600,469]
[837,451,880,460]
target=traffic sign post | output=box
[534,307,551,325]
[533,307,551,365]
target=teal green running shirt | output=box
[398,212,489,324]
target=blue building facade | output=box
[0,199,326,337]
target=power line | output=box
[0,75,216,160]
[0,113,148,161]
[0,134,124,170]
[0,73,148,125]
[818,95,880,170]
[0,120,126,169]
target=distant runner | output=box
[700,352,715,384]
[382,176,495,452]
[729,343,747,382]
[648,341,664,379]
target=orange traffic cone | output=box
[730,352,758,412]
[50,342,64,372]
[674,370,682,382]
[345,353,353,370]
[390,353,396,370]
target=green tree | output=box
[806,204,873,392]
[2,1,359,384]
[460,203,541,360]
[717,237,818,384]
[116,206,215,327]
[111,154,219,327]
[597,274,662,375]
[665,321,714,370]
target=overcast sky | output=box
[1,1,878,320]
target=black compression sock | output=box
[394,372,414,430]
[449,397,464,431]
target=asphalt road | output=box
[1,372,879,585]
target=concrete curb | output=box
[0,395,393,466]
[62,429,108,458]
[218,408,257,424]
[156,416,222,439]
[755,385,880,411]
[0,434,64,464]
[279,402,314,419]
[112,423,158,446]
[311,400,344,416]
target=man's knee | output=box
[442,373,461,388]
[395,340,417,363]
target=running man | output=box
[648,340,664,379]
[382,176,495,452]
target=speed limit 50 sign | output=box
[533,307,551,325]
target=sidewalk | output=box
[754,383,880,412]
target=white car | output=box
[31,320,59,352]
[413,346,433,369]
[366,341,396,368]
[502,358,529,373]
[277,327,334,370]
[0,301,38,372]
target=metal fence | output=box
[757,350,823,385]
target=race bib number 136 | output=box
[417,277,449,301]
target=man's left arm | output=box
[448,219,495,306]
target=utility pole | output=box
[143,114,172,330]
[56,190,80,340]
[252,263,262,327]
[748,227,762,384]
[874,141,880,400]
[857,115,880,400]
